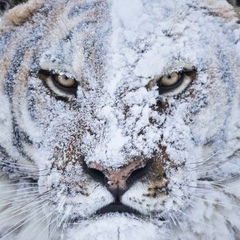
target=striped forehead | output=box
[39,0,167,76]
[38,0,235,86]
[41,0,109,46]
[39,0,110,79]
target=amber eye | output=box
[55,74,76,88]
[148,68,197,95]
[37,69,78,96]
[157,71,184,94]
[160,72,180,86]
[51,73,78,95]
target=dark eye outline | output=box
[37,69,78,96]
[157,68,197,94]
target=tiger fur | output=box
[0,0,240,239]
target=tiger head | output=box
[0,0,240,239]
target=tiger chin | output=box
[0,0,240,239]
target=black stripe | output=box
[0,145,10,163]
[11,115,35,163]
[75,20,98,31]
[60,20,98,43]
[3,13,45,102]
[0,145,16,174]
[61,19,97,42]
[2,23,44,159]
[0,145,38,181]
[26,82,39,122]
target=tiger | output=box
[0,0,240,239]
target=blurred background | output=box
[228,0,240,9]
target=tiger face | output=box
[0,0,240,239]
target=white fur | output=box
[0,0,240,239]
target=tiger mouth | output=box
[95,202,141,216]
[95,203,167,222]
[67,204,142,224]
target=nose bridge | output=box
[108,159,147,189]
[89,159,146,189]
[85,104,130,167]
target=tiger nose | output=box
[84,159,152,197]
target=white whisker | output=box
[0,201,49,239]
[20,206,56,239]
[0,186,38,194]
[0,198,46,225]
[35,210,61,240]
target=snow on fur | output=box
[0,0,240,239]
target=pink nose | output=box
[84,158,152,197]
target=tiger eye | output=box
[57,75,76,87]
[160,72,180,86]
